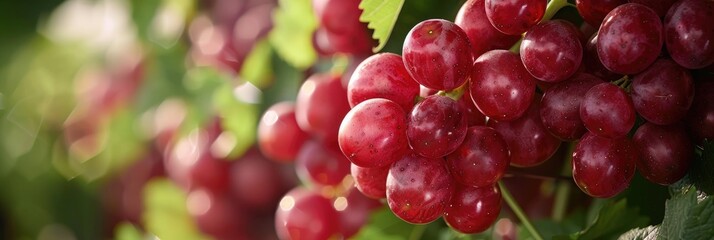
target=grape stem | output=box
[499,181,544,240]
[438,82,468,101]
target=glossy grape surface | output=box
[664,0,714,69]
[443,184,502,234]
[275,187,340,240]
[572,132,637,198]
[470,50,536,121]
[351,164,389,199]
[455,0,520,57]
[540,73,603,141]
[295,139,351,187]
[520,20,583,82]
[446,126,510,187]
[258,102,309,162]
[597,3,662,74]
[348,53,420,111]
[296,73,351,143]
[485,0,546,35]
[407,95,468,158]
[580,83,636,138]
[576,0,626,27]
[631,59,694,125]
[633,123,692,185]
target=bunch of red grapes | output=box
[335,0,714,235]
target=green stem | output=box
[509,38,523,53]
[408,224,427,240]
[499,181,544,240]
[542,0,573,22]
[437,82,468,101]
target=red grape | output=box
[455,0,521,58]
[338,99,409,168]
[313,0,373,55]
[407,95,468,158]
[686,75,714,144]
[520,20,583,82]
[258,102,309,162]
[337,187,382,238]
[628,0,677,17]
[230,149,288,212]
[459,87,487,126]
[572,132,637,198]
[664,0,714,69]
[296,73,351,143]
[470,50,536,121]
[187,189,248,240]
[403,19,473,91]
[275,187,340,240]
[386,153,454,224]
[540,73,604,141]
[633,122,692,185]
[631,59,694,125]
[580,83,636,138]
[295,139,351,187]
[485,0,547,35]
[597,3,662,74]
[576,0,626,27]
[443,184,502,234]
[583,34,622,81]
[446,126,510,188]
[348,53,420,111]
[351,163,389,199]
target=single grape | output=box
[446,126,510,188]
[484,0,547,35]
[258,102,309,162]
[165,129,231,192]
[443,184,502,234]
[597,3,662,74]
[489,95,561,167]
[275,187,340,240]
[295,139,351,187]
[576,0,626,27]
[520,20,583,82]
[348,53,420,111]
[296,73,351,143]
[386,153,454,224]
[686,76,714,144]
[403,19,473,91]
[338,99,409,168]
[187,189,247,239]
[664,0,714,69]
[470,50,536,121]
[541,73,604,141]
[350,163,389,199]
[580,82,636,138]
[455,0,521,57]
[572,132,637,198]
[628,0,677,17]
[230,149,288,212]
[631,59,694,125]
[407,95,468,158]
[633,122,692,185]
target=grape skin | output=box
[520,20,583,82]
[664,0,714,69]
[631,59,694,125]
[446,126,510,188]
[275,187,340,240]
[348,53,420,112]
[296,73,351,144]
[633,123,692,185]
[576,0,626,28]
[540,73,604,141]
[350,163,389,199]
[484,0,546,35]
[455,0,520,58]
[258,102,309,162]
[295,139,351,187]
[407,95,468,158]
[580,82,636,138]
[470,50,536,121]
[597,3,662,74]
[443,184,502,234]
[572,132,637,198]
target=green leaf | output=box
[213,82,258,159]
[239,39,273,89]
[617,226,659,240]
[269,0,317,69]
[557,199,649,240]
[359,0,405,52]
[689,140,714,194]
[115,222,143,240]
[659,185,714,239]
[143,178,209,240]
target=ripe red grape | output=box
[580,82,636,138]
[489,95,561,167]
[386,153,454,224]
[597,3,662,74]
[631,59,694,125]
[443,184,502,234]
[455,0,520,58]
[187,189,248,240]
[230,149,288,212]
[338,99,409,168]
[296,73,351,144]
[470,50,536,121]
[664,0,714,69]
[576,0,626,27]
[686,75,714,144]
[446,126,510,188]
[312,0,373,55]
[350,163,389,199]
[484,0,546,35]
[275,187,340,240]
[407,95,468,158]
[337,187,383,238]
[633,122,692,185]
[403,19,473,91]
[258,102,309,162]
[348,53,420,111]
[295,139,351,187]
[572,132,637,198]
[520,20,583,82]
[583,34,622,81]
[540,73,604,141]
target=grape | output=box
[407,95,468,158]
[576,0,626,27]
[686,75,714,144]
[402,19,473,91]
[597,3,662,74]
[348,53,420,111]
[484,0,546,35]
[460,87,487,126]
[520,20,583,82]
[580,82,636,138]
[446,126,510,188]
[230,149,288,212]
[541,73,604,141]
[295,139,351,187]
[258,102,309,162]
[583,34,622,81]
[455,0,521,58]
[386,153,454,224]
[337,187,383,238]
[443,184,501,234]
[470,50,536,121]
[275,187,340,240]
[296,73,351,143]
[628,0,677,17]
[631,59,694,125]
[633,123,692,185]
[664,0,714,69]
[489,95,561,167]
[312,0,373,55]
[338,99,409,168]
[572,132,637,198]
[165,129,231,192]
[351,163,389,199]
[187,189,248,240]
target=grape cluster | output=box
[337,0,714,234]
